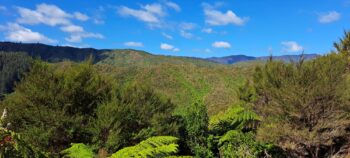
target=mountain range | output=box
[0,42,318,64]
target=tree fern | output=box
[210,104,260,134]
[111,136,179,158]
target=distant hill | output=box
[0,42,217,66]
[0,42,109,62]
[0,42,319,65]
[0,42,317,115]
[206,54,319,64]
[206,55,256,64]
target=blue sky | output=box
[0,0,350,58]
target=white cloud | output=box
[74,12,89,21]
[124,41,144,47]
[179,22,196,30]
[142,3,165,17]
[203,3,248,26]
[117,2,180,28]
[318,11,340,23]
[17,4,91,25]
[17,3,71,26]
[165,1,181,12]
[160,43,179,52]
[60,24,84,33]
[281,41,303,53]
[162,32,173,39]
[118,5,161,23]
[65,33,104,43]
[173,48,180,52]
[202,28,213,34]
[1,23,56,43]
[180,30,193,39]
[15,3,103,43]
[212,41,231,49]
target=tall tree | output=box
[254,54,350,157]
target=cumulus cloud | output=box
[203,3,248,26]
[318,11,340,23]
[15,3,102,43]
[60,24,84,33]
[74,12,89,21]
[124,41,144,47]
[165,1,181,12]
[179,22,196,30]
[212,41,231,49]
[17,4,89,25]
[117,2,180,28]
[118,6,160,23]
[281,41,303,52]
[202,28,213,34]
[17,4,71,26]
[1,23,56,43]
[180,30,193,39]
[160,43,179,52]
[162,32,173,39]
[65,33,104,43]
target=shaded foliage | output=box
[0,52,32,99]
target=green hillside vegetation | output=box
[96,50,262,115]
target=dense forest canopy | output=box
[0,32,349,157]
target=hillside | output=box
[0,43,263,115]
[0,42,318,65]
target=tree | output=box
[0,61,113,154]
[334,31,350,70]
[90,83,181,154]
[254,53,350,157]
[181,100,213,157]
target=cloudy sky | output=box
[0,0,349,57]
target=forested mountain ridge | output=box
[0,42,318,65]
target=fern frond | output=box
[218,130,240,146]
[210,104,261,134]
[111,136,179,158]
[60,143,94,158]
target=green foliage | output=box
[218,130,275,158]
[254,53,350,157]
[181,100,213,157]
[210,103,260,135]
[334,30,350,55]
[97,55,258,116]
[90,83,181,153]
[0,60,113,154]
[0,52,32,99]
[111,136,179,158]
[0,109,47,158]
[60,143,94,158]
